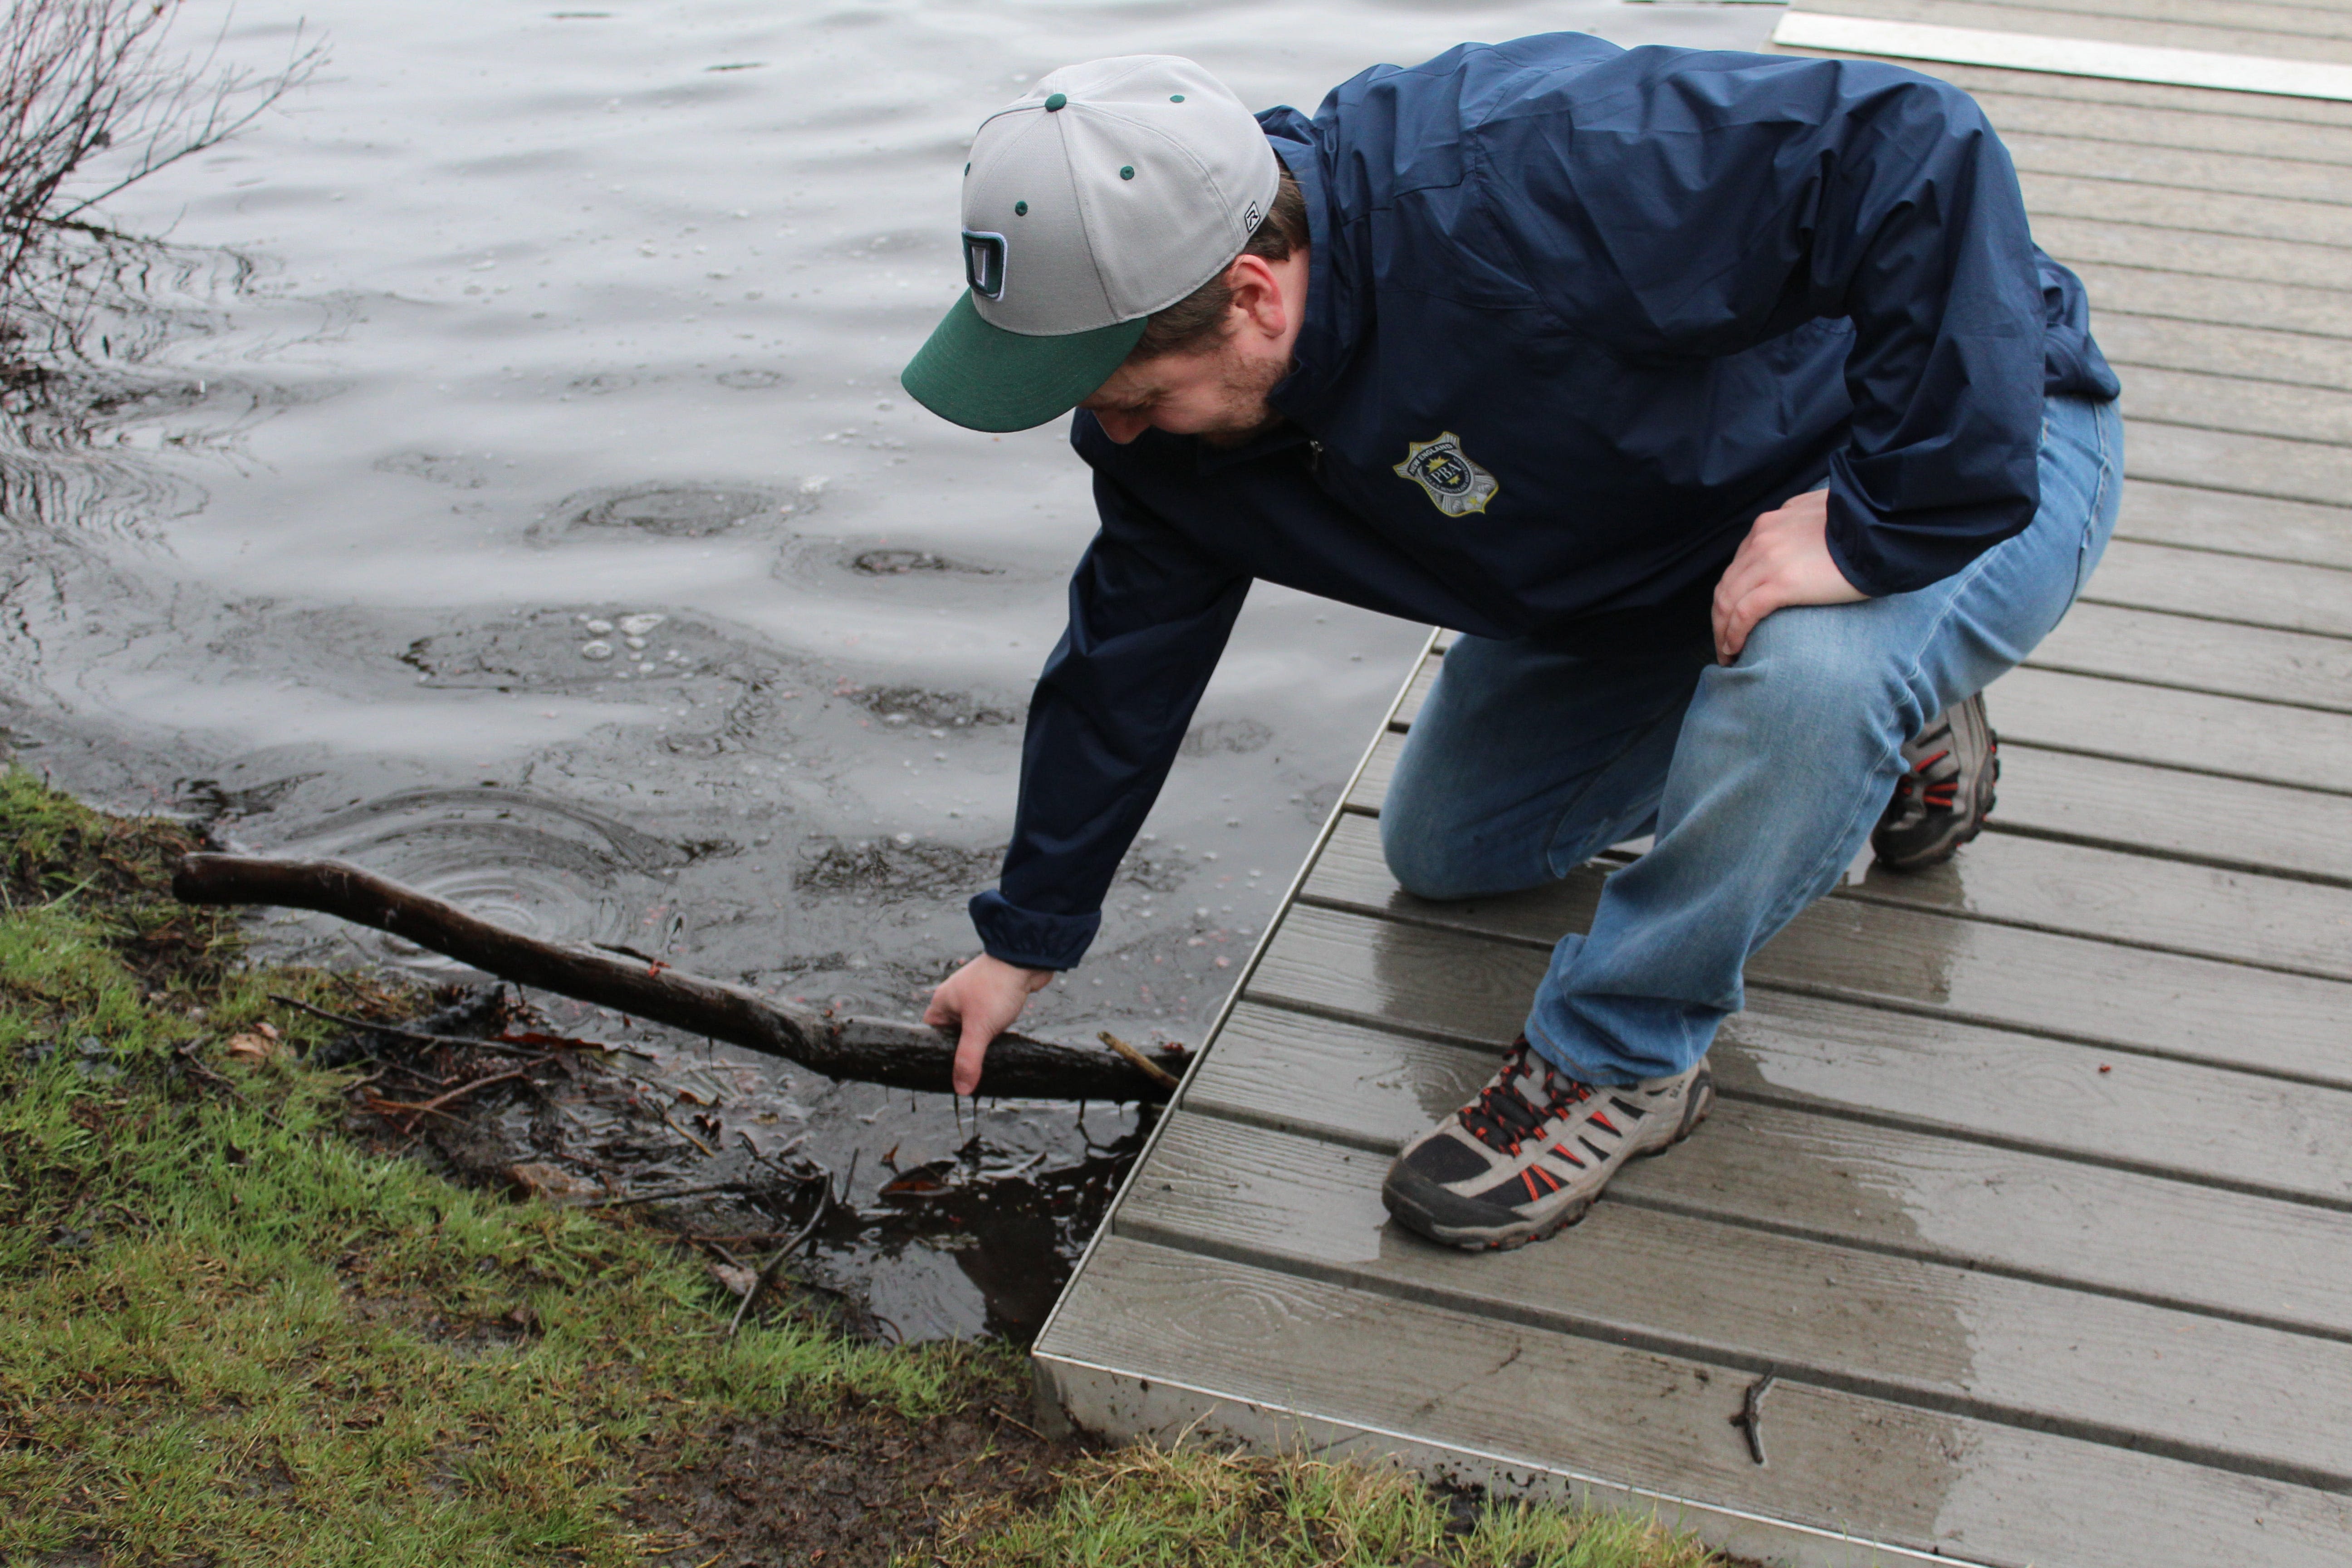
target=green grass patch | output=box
[0,769,987,1564]
[935,1446,1725,1568]
[0,768,1728,1566]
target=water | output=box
[0,0,1778,1339]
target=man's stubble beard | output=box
[1196,344,1294,448]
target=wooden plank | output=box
[1244,904,2352,1202]
[1289,820,2352,1081]
[2019,169,2352,246]
[2081,265,2352,339]
[2127,421,2352,512]
[2092,313,2352,395]
[2032,214,2352,291]
[2010,131,2352,206]
[2112,479,2352,566]
[2116,365,2352,445]
[2082,538,2352,635]
[1336,733,2352,982]
[1995,743,2352,883]
[1181,1029,2352,1344]
[2032,598,2352,710]
[1364,672,2352,808]
[1781,2,2352,70]
[1040,1239,2352,1568]
[1121,1112,2352,1489]
[1974,93,2352,166]
[1350,722,2352,883]
[1831,828,2352,977]
[1989,664,2352,794]
[1950,0,2352,48]
[1321,747,2352,983]
[1921,56,2352,127]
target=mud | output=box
[624,1402,1078,1568]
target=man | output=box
[900,40,2122,1251]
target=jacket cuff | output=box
[969,890,1098,971]
[1824,484,1928,600]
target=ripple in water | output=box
[536,480,803,541]
[274,786,685,970]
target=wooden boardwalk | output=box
[1034,6,2352,1563]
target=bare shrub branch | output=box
[0,1,323,313]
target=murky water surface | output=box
[1,0,1774,1339]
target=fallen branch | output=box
[173,853,1185,1102]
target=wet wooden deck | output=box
[1032,6,2352,1563]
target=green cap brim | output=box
[901,291,1147,433]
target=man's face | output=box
[1078,331,1289,448]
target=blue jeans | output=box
[1381,393,2124,1085]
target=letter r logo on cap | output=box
[963,230,1008,300]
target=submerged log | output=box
[172,852,1185,1102]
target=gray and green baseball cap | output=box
[902,55,1281,433]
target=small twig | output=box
[1731,1372,1777,1465]
[586,1180,752,1209]
[736,1129,808,1173]
[989,1406,1049,1443]
[663,1111,718,1158]
[727,1189,833,1338]
[364,1069,528,1117]
[1098,1030,1180,1092]
[267,994,504,1051]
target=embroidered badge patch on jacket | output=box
[1392,432,1499,516]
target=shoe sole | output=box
[1873,789,1994,872]
[1381,1072,1717,1252]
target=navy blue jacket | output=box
[970,34,2119,970]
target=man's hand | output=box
[924,954,1057,1096]
[1710,489,1868,664]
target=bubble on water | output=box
[624,636,647,651]
[715,368,787,390]
[580,640,614,660]
[616,612,666,635]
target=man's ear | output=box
[1223,254,1288,341]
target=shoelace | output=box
[1458,1040,1594,1152]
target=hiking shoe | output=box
[1380,1038,1714,1251]
[1872,692,1999,872]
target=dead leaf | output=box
[225,1032,279,1062]
[508,1161,600,1200]
[710,1262,757,1297]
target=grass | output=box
[932,1446,1728,1568]
[0,766,1728,1566]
